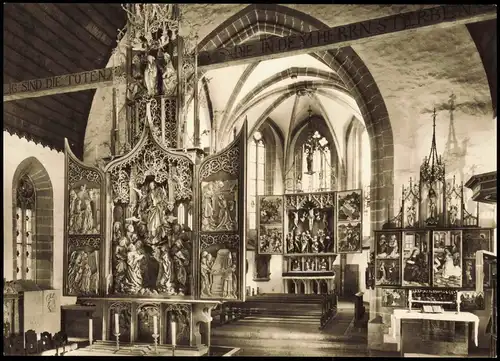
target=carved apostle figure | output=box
[162,53,178,96]
[171,239,189,295]
[156,245,174,294]
[144,55,158,96]
[200,251,212,296]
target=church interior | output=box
[3,3,497,357]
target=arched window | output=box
[14,174,36,281]
[248,131,266,229]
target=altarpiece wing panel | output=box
[335,189,363,253]
[64,139,106,297]
[257,195,284,255]
[198,122,247,301]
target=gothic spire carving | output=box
[442,93,468,181]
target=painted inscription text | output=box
[198,5,495,66]
[4,68,115,96]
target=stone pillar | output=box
[340,254,347,296]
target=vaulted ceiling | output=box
[3,3,126,157]
[185,52,361,158]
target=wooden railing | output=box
[319,292,338,329]
[3,330,70,356]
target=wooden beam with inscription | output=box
[3,67,123,102]
[3,4,496,101]
[198,4,497,69]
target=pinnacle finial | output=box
[449,93,456,109]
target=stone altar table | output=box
[391,309,479,356]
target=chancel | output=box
[2,3,497,357]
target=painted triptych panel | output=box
[257,195,284,255]
[335,189,363,253]
[432,230,462,288]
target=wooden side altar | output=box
[60,5,247,356]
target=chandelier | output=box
[121,4,180,52]
[420,108,445,184]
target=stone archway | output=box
[12,156,54,287]
[197,4,394,230]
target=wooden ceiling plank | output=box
[3,18,92,74]
[3,51,88,116]
[3,37,79,86]
[4,98,81,134]
[4,111,79,150]
[4,104,81,141]
[91,4,126,33]
[32,3,109,58]
[70,4,117,47]
[13,5,99,69]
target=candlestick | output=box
[171,321,176,346]
[153,315,158,336]
[114,332,121,351]
[152,332,159,353]
[114,313,120,334]
[171,321,177,357]
[456,292,461,314]
[89,318,93,349]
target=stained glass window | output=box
[248,132,266,230]
[14,175,36,281]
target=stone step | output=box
[212,326,360,343]
[240,309,322,316]
[212,337,367,355]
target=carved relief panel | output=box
[198,122,247,301]
[64,140,106,297]
[105,124,194,297]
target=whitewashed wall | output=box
[3,132,76,305]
